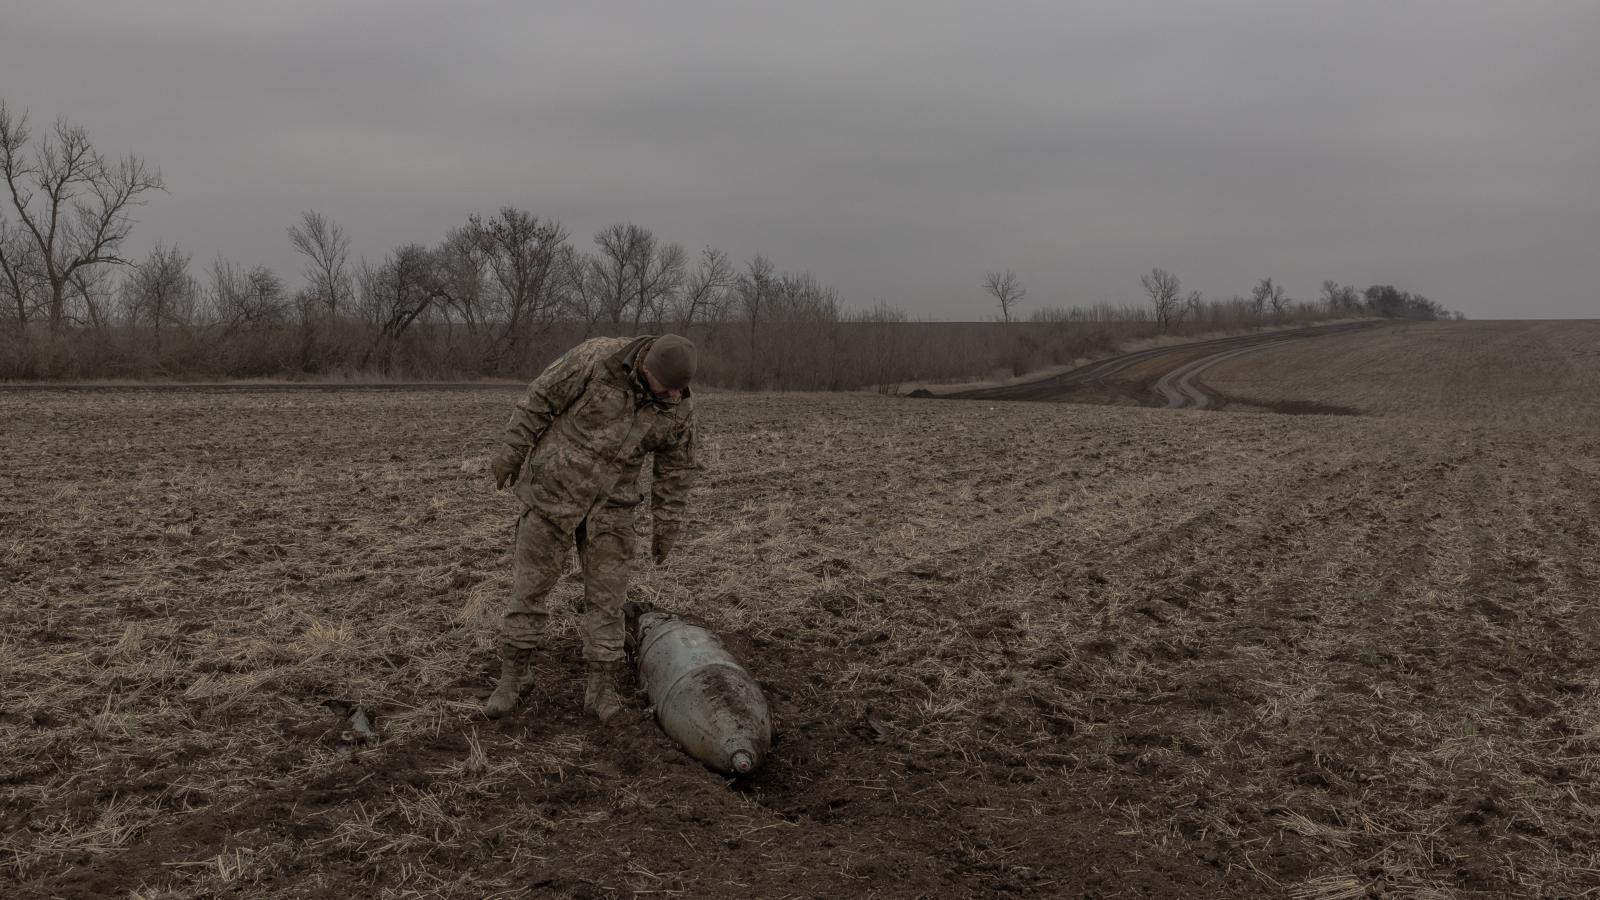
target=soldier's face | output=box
[641,364,684,402]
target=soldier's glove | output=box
[490,446,525,491]
[651,535,673,566]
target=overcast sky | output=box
[3,1,1596,319]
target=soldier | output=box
[485,333,699,722]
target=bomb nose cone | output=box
[634,610,773,776]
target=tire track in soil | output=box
[801,427,1376,891]
[1209,442,1495,890]
[1122,433,1596,896]
[852,423,1330,667]
[729,420,1342,897]
[967,442,1385,885]
[1109,455,1401,884]
[1408,443,1600,894]
[942,321,1385,407]
[879,423,1590,896]
[1242,444,1510,891]
[1151,339,1299,409]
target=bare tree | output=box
[768,269,843,388]
[287,211,352,318]
[431,225,487,332]
[0,101,165,335]
[575,223,686,334]
[1320,279,1360,314]
[470,207,569,365]
[1181,290,1203,328]
[631,240,684,333]
[1319,279,1339,314]
[558,246,605,337]
[983,270,1026,323]
[285,211,353,372]
[671,245,734,333]
[1252,277,1288,322]
[124,243,197,358]
[66,262,115,331]
[289,286,323,373]
[1338,284,1359,314]
[771,271,841,320]
[245,267,287,329]
[357,244,442,370]
[0,223,43,334]
[736,254,775,389]
[851,300,913,394]
[590,222,653,330]
[1140,267,1183,332]
[210,257,286,337]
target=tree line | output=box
[3,101,1454,389]
[987,267,1458,331]
[0,102,867,383]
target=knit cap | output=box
[644,334,696,389]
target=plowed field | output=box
[4,323,1599,897]
[1206,320,1600,427]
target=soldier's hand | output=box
[490,447,524,491]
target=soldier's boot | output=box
[583,661,626,724]
[484,643,535,720]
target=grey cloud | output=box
[2,0,1595,318]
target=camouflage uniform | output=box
[490,335,698,714]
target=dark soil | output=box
[3,386,1597,898]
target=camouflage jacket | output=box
[500,336,699,549]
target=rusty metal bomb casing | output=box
[630,608,773,776]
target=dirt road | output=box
[944,321,1382,407]
[1151,337,1299,408]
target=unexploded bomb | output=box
[626,602,773,776]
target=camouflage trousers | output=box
[501,504,637,664]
